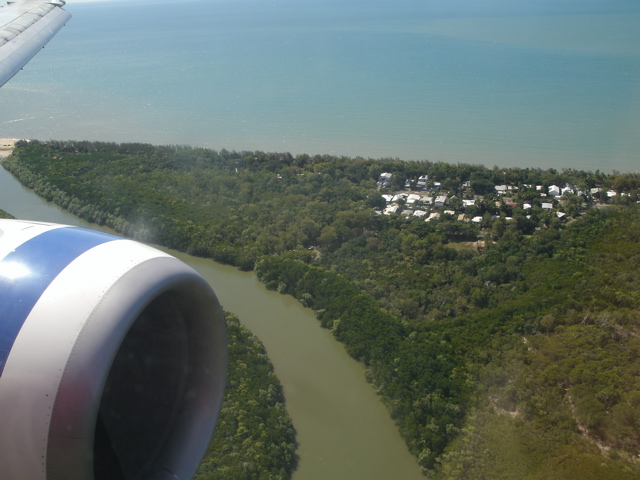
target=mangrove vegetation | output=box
[4,140,640,479]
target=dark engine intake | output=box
[0,220,227,480]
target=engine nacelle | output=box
[0,220,227,480]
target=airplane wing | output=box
[0,0,71,87]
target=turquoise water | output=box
[1,0,639,172]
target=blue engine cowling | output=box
[0,219,227,480]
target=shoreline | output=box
[0,139,17,159]
[3,137,640,176]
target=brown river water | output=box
[0,163,423,480]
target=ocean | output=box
[1,0,639,173]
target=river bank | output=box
[0,163,424,480]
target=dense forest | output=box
[196,312,297,480]
[4,140,640,479]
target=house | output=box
[413,210,427,218]
[382,194,394,203]
[462,199,476,207]
[495,185,508,194]
[392,194,408,203]
[504,199,517,207]
[472,216,483,224]
[561,185,574,195]
[523,203,532,209]
[406,194,422,205]
[417,175,428,188]
[435,195,447,207]
[548,185,560,197]
[425,212,440,222]
[423,196,434,205]
[542,202,553,210]
[377,172,393,188]
[444,210,456,216]
[383,205,399,215]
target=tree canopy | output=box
[4,140,640,478]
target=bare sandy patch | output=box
[0,138,18,158]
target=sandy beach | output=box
[0,139,17,159]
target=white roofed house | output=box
[384,205,400,215]
[549,185,561,197]
[406,194,421,205]
[561,185,574,196]
[377,172,393,188]
[435,195,447,207]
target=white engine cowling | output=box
[0,219,227,480]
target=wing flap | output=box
[0,1,70,86]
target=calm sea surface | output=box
[1,0,639,173]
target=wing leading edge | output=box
[0,0,71,87]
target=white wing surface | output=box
[0,0,70,86]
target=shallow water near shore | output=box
[1,0,639,173]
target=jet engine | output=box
[0,219,227,480]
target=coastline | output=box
[2,1,638,176]
[0,139,17,159]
